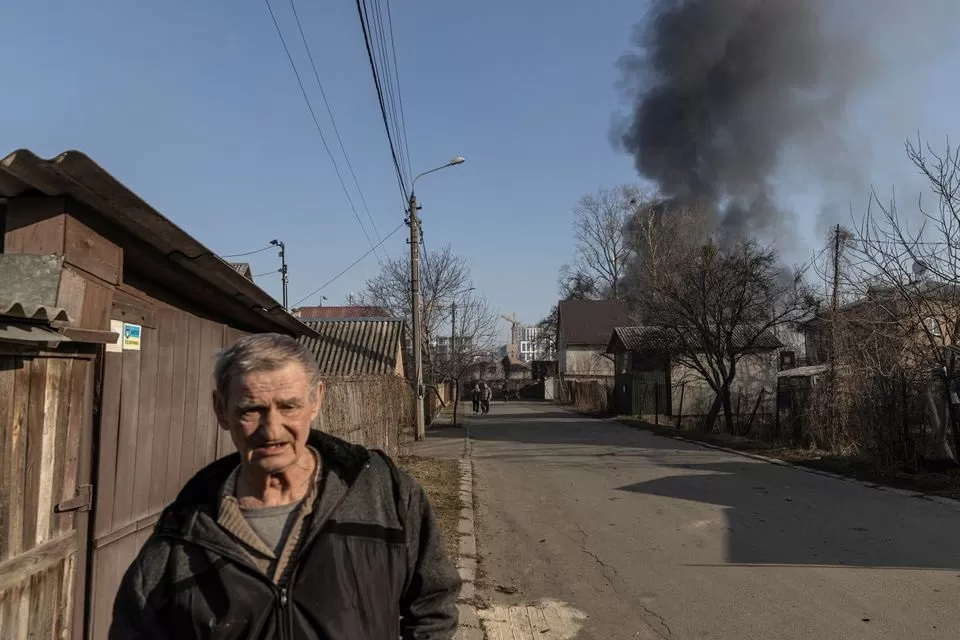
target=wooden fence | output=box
[0,350,95,640]
[315,375,414,455]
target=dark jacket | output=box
[109,430,461,639]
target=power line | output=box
[355,0,408,202]
[383,0,412,183]
[254,269,280,278]
[293,222,405,306]
[371,0,409,185]
[222,245,274,258]
[264,0,381,261]
[288,0,386,257]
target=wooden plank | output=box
[148,312,175,513]
[178,315,202,485]
[55,359,85,535]
[56,551,76,640]
[164,311,188,502]
[90,532,139,640]
[111,347,142,532]
[92,513,161,550]
[0,534,77,592]
[0,359,15,560]
[56,327,119,345]
[29,558,56,640]
[195,320,219,470]
[38,358,69,545]
[79,277,113,332]
[111,290,157,329]
[93,351,122,539]
[130,326,158,522]
[70,362,95,640]
[6,357,30,562]
[54,267,87,329]
[21,356,48,552]
[63,214,122,285]
[3,197,66,254]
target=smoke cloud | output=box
[616,0,875,237]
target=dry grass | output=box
[398,456,460,558]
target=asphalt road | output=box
[434,402,960,640]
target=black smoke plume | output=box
[617,0,866,236]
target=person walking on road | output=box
[480,381,493,414]
[471,381,481,414]
[109,333,460,640]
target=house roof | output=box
[557,299,631,346]
[229,262,254,281]
[300,318,406,376]
[0,149,317,338]
[294,305,391,321]
[607,325,783,354]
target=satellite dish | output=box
[912,261,928,276]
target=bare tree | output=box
[536,305,559,361]
[564,185,642,301]
[630,206,814,432]
[437,292,499,426]
[359,245,472,382]
[839,136,960,461]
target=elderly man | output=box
[110,333,460,639]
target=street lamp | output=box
[409,157,466,441]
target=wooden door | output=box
[0,351,95,640]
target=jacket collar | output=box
[160,429,371,533]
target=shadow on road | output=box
[458,403,960,571]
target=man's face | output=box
[214,362,323,475]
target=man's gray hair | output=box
[214,333,322,399]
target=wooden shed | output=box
[0,149,318,639]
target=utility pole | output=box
[451,301,458,427]
[828,224,842,440]
[409,193,426,440]
[271,239,289,310]
[406,156,466,440]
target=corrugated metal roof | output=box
[608,325,783,354]
[0,322,71,344]
[0,254,72,323]
[300,318,406,376]
[558,299,631,345]
[0,149,317,338]
[295,306,391,320]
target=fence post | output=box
[654,382,660,426]
[677,381,685,430]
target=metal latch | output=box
[55,484,93,513]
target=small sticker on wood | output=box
[122,322,142,351]
[106,319,124,353]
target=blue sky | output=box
[3,1,959,341]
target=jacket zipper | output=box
[279,460,372,638]
[158,532,287,638]
[158,459,371,639]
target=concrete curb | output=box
[616,419,960,509]
[455,422,483,640]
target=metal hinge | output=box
[55,484,93,513]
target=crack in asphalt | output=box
[571,523,673,638]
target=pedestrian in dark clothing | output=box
[471,382,481,414]
[480,382,492,414]
[109,333,460,640]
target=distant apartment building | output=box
[517,324,549,363]
[431,334,476,358]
